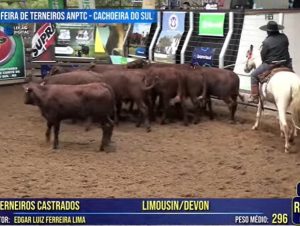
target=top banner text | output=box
[0,9,157,23]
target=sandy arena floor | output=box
[0,84,299,198]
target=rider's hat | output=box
[259,21,284,32]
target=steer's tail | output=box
[290,85,300,130]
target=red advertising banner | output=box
[32,23,56,62]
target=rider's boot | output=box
[248,84,259,104]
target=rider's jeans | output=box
[250,62,294,85]
[250,63,272,85]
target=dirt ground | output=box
[0,84,300,198]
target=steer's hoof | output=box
[229,120,236,125]
[193,119,200,125]
[105,145,116,153]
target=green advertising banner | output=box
[48,0,65,9]
[0,30,25,80]
[199,13,225,37]
[110,56,136,64]
[78,0,95,9]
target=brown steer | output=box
[23,82,115,151]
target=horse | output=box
[245,52,300,153]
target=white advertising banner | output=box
[281,13,300,75]
[233,14,281,91]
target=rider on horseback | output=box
[248,21,293,104]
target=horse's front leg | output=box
[252,99,263,130]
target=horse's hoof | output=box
[146,127,151,133]
[285,149,290,153]
[252,125,257,130]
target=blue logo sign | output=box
[135,47,146,56]
[192,47,215,67]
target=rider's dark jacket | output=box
[260,33,290,64]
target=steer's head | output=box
[126,59,150,69]
[23,83,37,105]
[48,66,65,76]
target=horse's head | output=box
[244,58,256,73]
[244,45,258,73]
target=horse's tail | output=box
[290,85,300,130]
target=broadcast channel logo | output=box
[292,182,300,224]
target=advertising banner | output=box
[13,23,35,48]
[94,24,128,59]
[191,47,215,67]
[78,0,95,9]
[199,13,225,36]
[32,23,56,62]
[127,0,155,58]
[233,14,280,91]
[0,30,25,81]
[55,23,95,59]
[154,12,186,63]
[110,55,136,64]
[142,0,155,9]
[13,23,34,39]
[128,23,151,58]
[48,0,65,9]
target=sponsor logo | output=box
[32,23,56,58]
[168,14,178,30]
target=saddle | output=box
[258,66,293,84]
